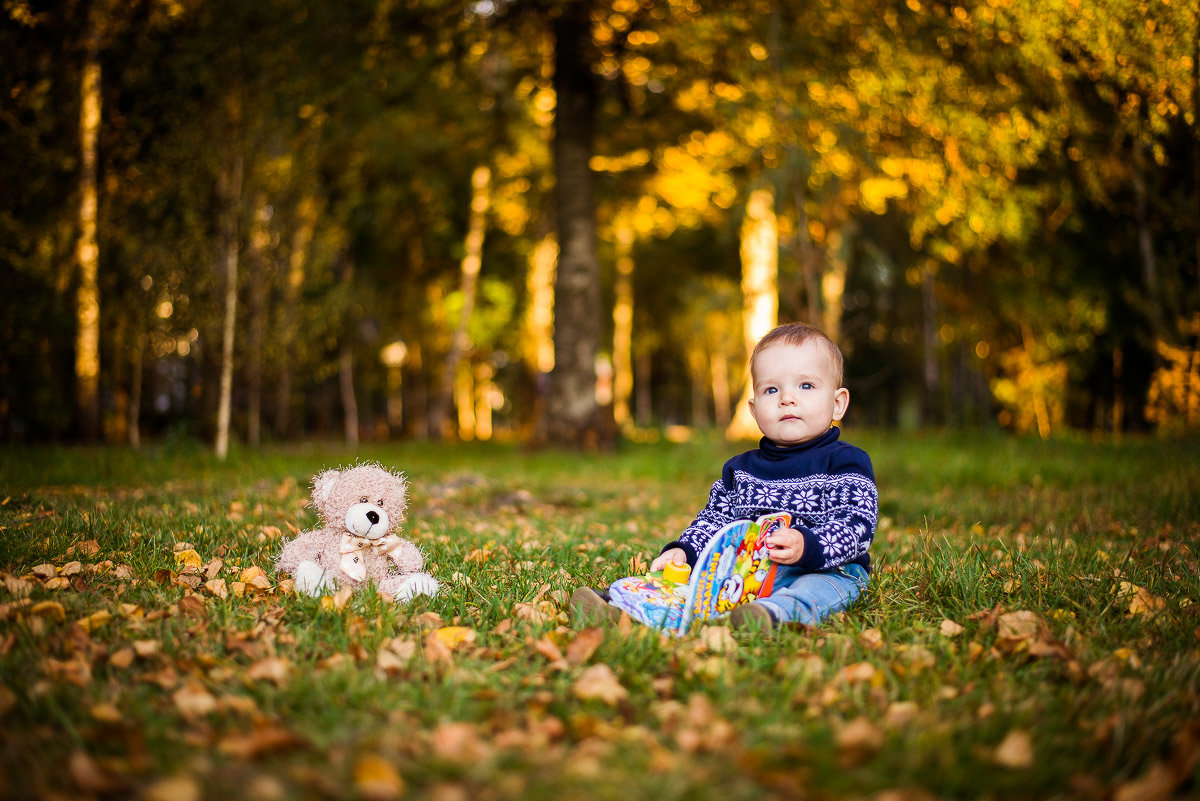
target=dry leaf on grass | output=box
[431,721,494,764]
[939,619,965,637]
[218,724,307,759]
[993,729,1034,769]
[857,628,884,650]
[246,657,291,685]
[572,664,628,705]
[566,627,603,665]
[174,549,203,568]
[143,775,202,801]
[172,680,217,719]
[836,716,886,763]
[354,754,404,801]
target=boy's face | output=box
[748,340,849,446]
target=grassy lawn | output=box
[1,431,1198,801]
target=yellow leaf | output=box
[30,601,65,622]
[174,549,203,568]
[332,584,354,608]
[572,664,628,705]
[89,702,123,724]
[44,577,71,590]
[143,775,202,801]
[430,626,476,651]
[76,610,111,632]
[239,565,268,583]
[353,754,404,801]
[993,729,1034,769]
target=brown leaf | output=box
[204,578,228,599]
[572,664,628,705]
[31,563,57,580]
[218,724,307,759]
[532,636,564,662]
[565,627,603,666]
[431,721,493,764]
[177,594,206,617]
[69,750,120,794]
[353,754,404,801]
[67,539,101,557]
[172,681,217,719]
[246,657,291,685]
[857,628,884,650]
[993,729,1034,769]
[939,619,965,638]
[60,561,82,577]
[108,648,134,670]
[132,639,160,658]
[836,716,885,763]
[837,661,879,685]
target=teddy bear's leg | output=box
[385,573,439,603]
[294,560,332,597]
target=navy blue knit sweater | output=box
[663,427,877,573]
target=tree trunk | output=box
[74,27,102,442]
[340,339,359,446]
[545,1,611,448]
[921,260,942,426]
[821,225,851,345]
[245,194,271,447]
[726,185,779,441]
[214,119,244,460]
[612,222,635,429]
[431,164,491,440]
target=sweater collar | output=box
[758,426,841,459]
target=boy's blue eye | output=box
[801,382,815,390]
[764,387,777,395]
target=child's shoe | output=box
[570,587,624,625]
[727,602,776,632]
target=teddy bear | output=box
[275,462,439,603]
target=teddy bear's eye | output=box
[376,499,385,507]
[360,496,369,504]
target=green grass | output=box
[1,431,1198,801]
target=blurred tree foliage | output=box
[1,0,1196,445]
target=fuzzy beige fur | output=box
[275,463,438,602]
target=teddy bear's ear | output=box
[312,469,341,506]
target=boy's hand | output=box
[765,527,805,565]
[650,548,687,573]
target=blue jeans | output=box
[756,563,869,626]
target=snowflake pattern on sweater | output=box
[665,427,878,573]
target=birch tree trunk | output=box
[75,27,102,441]
[214,117,244,460]
[431,164,491,440]
[726,186,779,441]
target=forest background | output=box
[3,0,1199,451]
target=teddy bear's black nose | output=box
[367,511,380,525]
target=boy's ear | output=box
[832,387,850,421]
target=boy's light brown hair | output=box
[750,323,845,387]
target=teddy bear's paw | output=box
[294,561,331,597]
[394,573,439,603]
